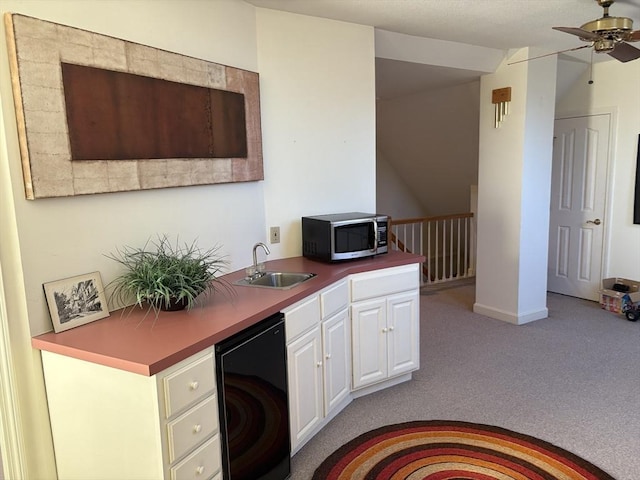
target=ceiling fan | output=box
[553,0,640,62]
[510,0,640,64]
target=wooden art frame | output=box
[4,13,263,199]
[43,271,109,333]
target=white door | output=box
[387,291,420,377]
[351,298,387,389]
[548,114,610,301]
[286,326,323,451]
[321,308,350,416]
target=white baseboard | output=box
[473,303,548,325]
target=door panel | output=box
[321,309,350,416]
[287,327,322,450]
[548,115,609,300]
[351,299,386,389]
[387,291,419,377]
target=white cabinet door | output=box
[321,308,351,416]
[287,326,323,452]
[387,290,419,377]
[351,298,387,389]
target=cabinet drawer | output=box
[320,280,348,320]
[163,353,216,418]
[284,294,320,341]
[167,395,219,463]
[170,435,221,480]
[350,264,419,302]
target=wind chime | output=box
[492,87,512,128]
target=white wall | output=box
[1,0,264,337]
[518,54,557,316]
[376,81,480,216]
[376,149,425,219]
[474,48,556,324]
[556,59,640,280]
[0,2,261,476]
[0,0,376,475]
[256,9,376,258]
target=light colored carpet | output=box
[291,281,640,480]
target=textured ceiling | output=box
[247,0,640,51]
[247,0,640,99]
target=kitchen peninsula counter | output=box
[32,251,424,376]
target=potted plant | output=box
[107,235,230,312]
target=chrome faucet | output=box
[251,242,270,278]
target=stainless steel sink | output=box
[234,271,316,290]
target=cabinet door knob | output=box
[317,361,323,367]
[193,424,202,433]
[189,381,199,390]
[325,353,331,359]
[388,326,395,332]
[195,465,205,475]
[382,327,388,333]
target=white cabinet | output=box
[351,297,387,387]
[287,324,323,449]
[284,279,351,453]
[38,260,422,478]
[350,264,420,390]
[321,307,350,414]
[41,348,221,480]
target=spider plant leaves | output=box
[106,235,230,313]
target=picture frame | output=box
[4,13,263,200]
[43,272,110,333]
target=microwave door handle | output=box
[371,219,378,252]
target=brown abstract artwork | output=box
[4,13,263,199]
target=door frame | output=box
[0,90,27,479]
[0,261,27,480]
[551,108,617,296]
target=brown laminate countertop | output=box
[32,251,424,376]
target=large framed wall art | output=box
[4,13,263,199]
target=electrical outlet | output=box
[270,226,280,244]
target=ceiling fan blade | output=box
[608,41,640,62]
[553,26,601,41]
[507,44,591,65]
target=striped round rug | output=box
[312,420,615,480]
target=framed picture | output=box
[43,272,110,333]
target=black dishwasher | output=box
[215,312,290,480]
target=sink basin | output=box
[234,271,316,290]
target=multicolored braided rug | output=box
[312,420,616,480]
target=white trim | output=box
[0,263,27,480]
[473,303,548,325]
[0,72,29,480]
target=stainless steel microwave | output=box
[301,212,388,262]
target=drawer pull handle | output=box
[196,465,205,475]
[193,424,202,433]
[189,381,199,391]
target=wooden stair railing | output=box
[390,213,475,285]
